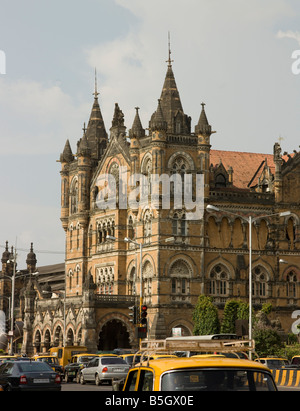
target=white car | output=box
[79,356,130,386]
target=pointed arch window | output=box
[252,266,269,298]
[128,215,135,240]
[143,211,152,240]
[209,264,229,296]
[70,179,78,214]
[215,174,226,188]
[286,271,297,298]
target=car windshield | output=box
[17,362,53,372]
[37,357,58,364]
[266,360,287,367]
[126,355,141,365]
[161,369,276,391]
[79,356,97,363]
[101,358,127,365]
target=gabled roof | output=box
[210,150,275,189]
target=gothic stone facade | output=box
[21,58,300,354]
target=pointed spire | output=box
[85,70,108,160]
[60,139,74,163]
[1,241,10,263]
[26,242,37,268]
[78,124,91,157]
[195,102,212,135]
[152,35,191,134]
[129,107,145,138]
[149,99,168,131]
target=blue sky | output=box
[1,0,300,267]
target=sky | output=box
[1,0,300,267]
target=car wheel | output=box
[95,374,102,386]
[80,373,85,385]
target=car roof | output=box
[134,357,271,373]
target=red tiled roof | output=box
[210,150,274,189]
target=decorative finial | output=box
[93,68,99,99]
[82,122,87,135]
[201,102,206,109]
[166,32,174,67]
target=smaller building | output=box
[0,242,65,353]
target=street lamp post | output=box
[107,235,145,340]
[206,205,290,358]
[124,238,143,313]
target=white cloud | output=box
[85,0,299,154]
[277,30,300,46]
[0,78,89,155]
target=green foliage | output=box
[221,300,239,333]
[253,326,284,357]
[276,344,300,362]
[221,300,250,334]
[236,301,249,320]
[192,295,220,335]
[261,303,272,315]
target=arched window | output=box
[286,271,297,298]
[97,266,114,295]
[143,211,152,240]
[70,179,78,214]
[209,264,229,296]
[69,225,73,250]
[252,265,269,298]
[169,259,192,298]
[215,174,226,188]
[128,216,135,240]
[128,266,136,295]
[172,212,187,236]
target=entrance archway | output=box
[98,320,130,351]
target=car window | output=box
[17,362,52,372]
[88,358,99,367]
[292,357,300,365]
[101,358,127,365]
[161,369,276,391]
[138,370,153,391]
[1,363,14,375]
[124,369,139,391]
[79,356,97,363]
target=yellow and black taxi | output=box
[113,337,278,392]
[0,355,20,364]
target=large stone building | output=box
[3,51,300,355]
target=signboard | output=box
[172,327,182,337]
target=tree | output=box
[221,300,240,333]
[253,308,284,357]
[253,327,283,357]
[193,295,220,335]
